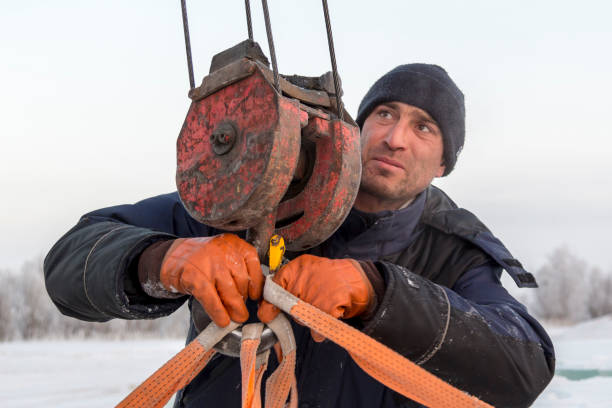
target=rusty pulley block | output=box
[176,40,361,256]
[175,40,360,356]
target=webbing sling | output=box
[239,318,298,408]
[264,279,493,408]
[116,320,239,408]
[116,277,493,408]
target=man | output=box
[44,64,554,407]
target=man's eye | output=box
[377,110,392,119]
[417,124,431,132]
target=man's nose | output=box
[383,123,409,150]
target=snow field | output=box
[0,339,184,407]
[1,316,612,407]
[533,316,612,407]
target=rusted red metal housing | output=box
[176,45,361,254]
[177,64,302,231]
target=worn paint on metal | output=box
[176,68,301,232]
[176,56,360,253]
[275,117,361,251]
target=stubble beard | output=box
[358,166,416,206]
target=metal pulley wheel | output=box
[176,59,303,232]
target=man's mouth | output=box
[371,156,405,170]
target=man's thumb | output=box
[257,300,280,323]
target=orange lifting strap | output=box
[116,278,494,408]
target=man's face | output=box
[355,101,446,212]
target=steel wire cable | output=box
[181,0,345,116]
[245,0,254,41]
[180,0,195,90]
[321,0,344,120]
[261,0,280,91]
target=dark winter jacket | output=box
[44,185,555,407]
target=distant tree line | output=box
[533,246,612,323]
[0,257,189,341]
[1,247,611,341]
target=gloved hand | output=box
[159,234,264,327]
[258,254,375,342]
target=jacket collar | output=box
[324,190,427,260]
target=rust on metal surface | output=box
[256,61,332,108]
[188,58,257,101]
[275,117,361,251]
[177,66,301,231]
[209,39,269,73]
[246,212,276,259]
[177,45,360,253]
[283,71,340,96]
[189,58,332,109]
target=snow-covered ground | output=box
[1,316,611,407]
[533,316,612,407]
[0,339,184,407]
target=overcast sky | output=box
[2,1,611,275]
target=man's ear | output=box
[435,162,446,178]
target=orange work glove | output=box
[160,234,264,328]
[258,254,374,342]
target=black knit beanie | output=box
[356,64,465,176]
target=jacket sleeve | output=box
[44,192,212,322]
[363,261,555,407]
